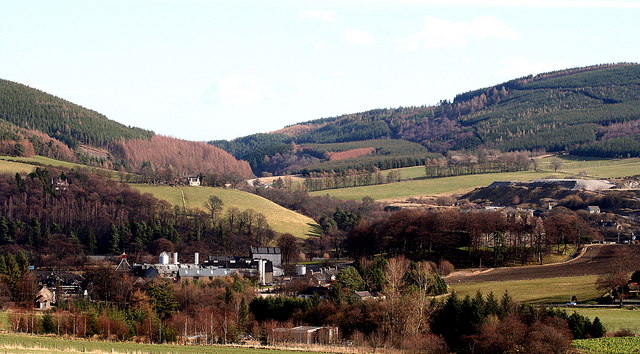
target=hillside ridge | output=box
[0,79,253,179]
[212,63,640,176]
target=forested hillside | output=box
[0,168,266,264]
[118,135,253,179]
[214,63,640,176]
[0,79,252,179]
[0,79,152,148]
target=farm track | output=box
[447,244,640,284]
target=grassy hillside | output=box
[0,158,35,175]
[132,185,318,238]
[537,155,640,178]
[310,170,552,200]
[310,156,640,200]
[0,155,139,180]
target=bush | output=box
[437,259,455,276]
[611,328,635,337]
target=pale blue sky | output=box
[1,0,639,141]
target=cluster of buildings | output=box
[34,270,89,310]
[131,247,283,286]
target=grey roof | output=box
[208,255,234,262]
[206,258,273,272]
[178,268,237,277]
[250,246,281,255]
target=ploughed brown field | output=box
[447,245,640,284]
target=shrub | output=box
[611,328,635,337]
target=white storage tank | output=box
[159,251,170,265]
[296,264,307,276]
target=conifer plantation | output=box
[0,79,253,178]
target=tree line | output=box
[424,149,534,178]
[345,208,597,268]
[302,169,403,192]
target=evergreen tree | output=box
[109,224,121,254]
[0,218,13,244]
[589,317,606,338]
[568,311,591,339]
[224,286,233,305]
[0,256,7,275]
[431,292,463,346]
[484,291,500,316]
[337,266,365,293]
[238,297,249,327]
[69,231,81,244]
[14,173,26,192]
[41,312,55,334]
[500,290,514,314]
[28,219,41,245]
[333,208,360,231]
[147,280,178,319]
[86,229,97,254]
[16,251,29,274]
[5,254,18,276]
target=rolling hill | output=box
[0,79,253,178]
[213,63,640,176]
[310,155,640,201]
[132,185,319,238]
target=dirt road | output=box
[447,244,640,284]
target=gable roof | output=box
[250,246,281,255]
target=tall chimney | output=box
[194,252,200,265]
[173,252,179,265]
[258,259,266,286]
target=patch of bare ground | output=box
[447,244,640,284]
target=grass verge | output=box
[0,333,321,353]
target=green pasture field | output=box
[0,333,317,353]
[310,170,553,200]
[1,155,94,170]
[573,336,640,354]
[557,307,640,333]
[448,275,600,304]
[380,165,425,180]
[308,156,640,201]
[379,155,640,182]
[132,185,319,238]
[0,159,35,175]
[537,155,640,178]
[0,155,138,180]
